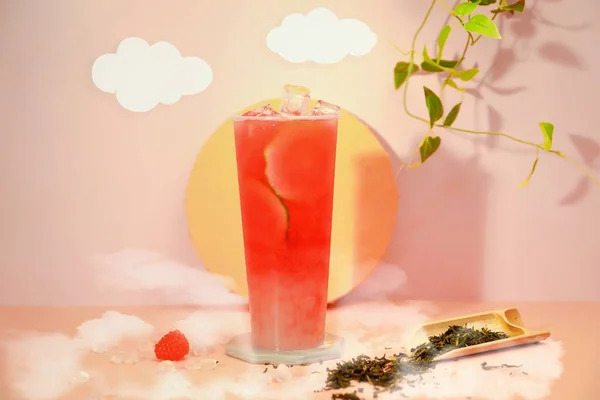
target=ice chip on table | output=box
[242,104,280,117]
[281,84,311,116]
[157,360,177,374]
[311,100,340,116]
[184,358,218,371]
[109,352,125,364]
[69,370,90,386]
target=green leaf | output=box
[518,157,539,188]
[539,121,554,150]
[455,1,479,16]
[422,46,436,66]
[423,86,444,128]
[421,59,460,72]
[471,0,496,5]
[443,102,462,127]
[492,1,525,14]
[437,25,452,60]
[464,14,502,39]
[443,78,465,92]
[503,0,525,12]
[422,46,447,72]
[439,59,460,69]
[394,62,419,90]
[454,68,480,81]
[420,136,442,164]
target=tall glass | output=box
[225,113,344,364]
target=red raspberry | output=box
[154,330,190,361]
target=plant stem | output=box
[398,0,600,189]
[402,0,437,124]
[438,0,453,14]
[561,156,600,188]
[388,39,410,56]
[457,34,471,65]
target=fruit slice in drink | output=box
[264,119,337,202]
[237,178,288,251]
[234,105,280,179]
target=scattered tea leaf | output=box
[539,121,554,151]
[423,87,444,128]
[481,362,523,370]
[332,393,361,400]
[443,102,462,127]
[419,136,442,164]
[464,14,502,39]
[454,68,480,81]
[455,1,479,16]
[437,25,452,60]
[421,59,460,72]
[518,156,539,188]
[411,325,509,364]
[325,324,510,397]
[394,62,419,89]
[325,354,408,390]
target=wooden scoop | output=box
[410,307,551,362]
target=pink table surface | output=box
[0,302,598,400]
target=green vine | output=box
[393,0,600,188]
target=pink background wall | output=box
[1,0,598,305]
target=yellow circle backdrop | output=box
[185,99,399,302]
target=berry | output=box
[154,330,190,361]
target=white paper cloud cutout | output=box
[266,7,377,64]
[92,37,213,112]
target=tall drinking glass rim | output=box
[231,114,341,122]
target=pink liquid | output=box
[233,116,338,351]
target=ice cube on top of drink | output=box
[242,104,281,117]
[240,85,341,119]
[311,100,341,116]
[280,84,311,116]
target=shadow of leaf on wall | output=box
[536,42,585,70]
[558,134,600,206]
[339,122,489,301]
[387,148,489,301]
[484,105,503,149]
[489,48,518,82]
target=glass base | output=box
[224,333,344,365]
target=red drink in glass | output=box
[232,114,338,351]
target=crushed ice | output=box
[174,309,249,350]
[74,310,155,352]
[184,358,218,371]
[311,100,340,116]
[157,360,177,374]
[243,104,280,117]
[242,85,341,118]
